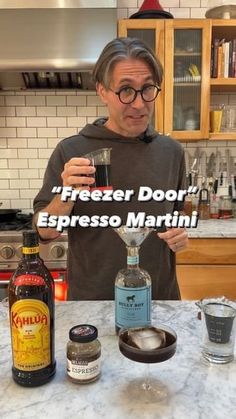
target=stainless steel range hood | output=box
[0,0,117,90]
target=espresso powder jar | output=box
[67,324,101,384]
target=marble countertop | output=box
[187,219,236,238]
[1,301,236,419]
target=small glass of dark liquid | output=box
[119,325,177,402]
[219,196,233,219]
[84,148,112,191]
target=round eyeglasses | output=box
[109,84,161,104]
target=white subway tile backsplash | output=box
[229,96,236,105]
[170,7,190,17]
[202,140,227,148]
[0,169,19,178]
[26,96,46,106]
[97,107,109,117]
[181,0,200,6]
[0,107,15,116]
[190,7,208,17]
[10,179,29,189]
[0,139,6,147]
[18,149,38,159]
[47,138,63,148]
[56,90,76,96]
[6,117,26,127]
[9,159,28,169]
[38,149,53,159]
[7,138,27,148]
[128,8,138,16]
[67,96,87,106]
[0,160,7,168]
[6,96,25,106]
[16,91,35,96]
[0,117,5,127]
[67,117,86,127]
[57,107,76,117]
[47,96,66,106]
[117,8,128,19]
[0,91,14,95]
[1,149,17,158]
[0,127,17,137]
[20,189,38,199]
[28,159,47,169]
[87,96,103,106]
[0,179,9,189]
[27,138,48,148]
[118,0,137,7]
[0,200,10,208]
[0,189,19,199]
[19,169,39,178]
[77,91,95,96]
[11,199,30,208]
[17,127,37,137]
[58,127,78,138]
[27,117,47,127]
[37,127,57,137]
[29,179,43,189]
[87,117,97,124]
[47,117,67,127]
[36,91,55,96]
[39,169,47,178]
[16,107,36,117]
[37,106,57,116]
[161,0,180,6]
[77,107,96,116]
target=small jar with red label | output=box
[67,324,101,384]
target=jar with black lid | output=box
[67,324,101,384]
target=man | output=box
[33,37,188,300]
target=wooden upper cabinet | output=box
[209,19,236,142]
[118,18,236,142]
[164,20,211,141]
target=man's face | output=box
[97,58,156,138]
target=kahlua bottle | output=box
[8,230,56,386]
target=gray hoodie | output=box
[34,118,186,300]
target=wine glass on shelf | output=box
[118,324,177,402]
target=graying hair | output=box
[92,37,163,89]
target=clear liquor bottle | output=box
[115,244,152,334]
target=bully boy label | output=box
[10,299,51,371]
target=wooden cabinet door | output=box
[164,20,211,141]
[177,265,236,300]
[118,19,165,133]
[176,238,236,300]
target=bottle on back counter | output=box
[198,187,210,220]
[8,230,56,387]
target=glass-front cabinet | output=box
[118,19,211,141]
[165,20,211,140]
[209,19,236,141]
